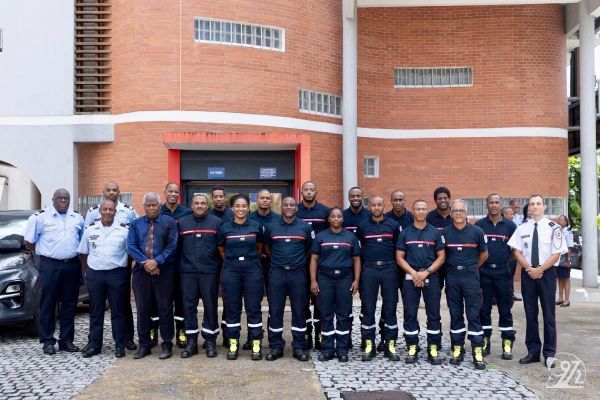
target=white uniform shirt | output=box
[24,207,84,259]
[84,201,138,226]
[507,217,568,266]
[512,214,524,226]
[78,220,129,270]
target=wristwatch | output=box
[426,267,432,275]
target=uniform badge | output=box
[377,238,383,242]
[524,242,528,249]
[333,245,339,249]
[311,231,315,239]
[196,234,202,238]
[91,242,96,249]
[484,235,488,243]
[285,238,291,243]
[441,235,446,244]
[240,237,245,241]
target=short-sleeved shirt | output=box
[441,223,488,267]
[385,209,414,230]
[250,210,279,229]
[475,216,516,264]
[297,201,330,234]
[426,209,452,230]
[357,216,401,266]
[217,219,262,261]
[177,213,223,273]
[160,203,192,222]
[85,201,138,226]
[78,221,129,270]
[209,207,234,223]
[264,216,314,268]
[24,207,84,260]
[311,228,360,270]
[342,206,370,234]
[396,223,444,268]
[507,218,567,267]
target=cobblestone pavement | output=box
[0,308,118,400]
[311,304,539,400]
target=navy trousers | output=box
[317,269,353,356]
[123,262,135,343]
[86,267,128,349]
[221,260,264,340]
[480,263,515,341]
[360,264,399,342]
[444,265,484,347]
[403,272,441,346]
[132,267,174,349]
[150,269,185,331]
[522,266,557,358]
[38,257,81,345]
[267,267,307,350]
[180,272,219,341]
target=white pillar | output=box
[342,0,358,208]
[578,0,599,288]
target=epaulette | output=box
[124,204,135,210]
[88,222,96,227]
[74,210,80,214]
[120,223,130,228]
[34,209,45,216]
[549,221,560,230]
[88,204,99,212]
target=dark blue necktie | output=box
[531,223,539,266]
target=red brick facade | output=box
[79,3,568,212]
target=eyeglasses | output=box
[451,209,466,214]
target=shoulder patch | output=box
[311,231,316,239]
[483,234,488,243]
[548,221,559,229]
[441,235,446,244]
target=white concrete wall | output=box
[0,0,74,116]
[0,164,41,210]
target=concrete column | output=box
[342,0,358,208]
[578,0,599,288]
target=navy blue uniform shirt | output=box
[385,209,414,230]
[177,213,223,273]
[396,223,444,268]
[343,206,370,234]
[127,214,178,269]
[264,216,314,268]
[250,210,280,232]
[217,219,262,261]
[160,203,192,222]
[297,201,330,234]
[311,228,360,270]
[475,216,516,264]
[357,216,401,266]
[209,207,234,223]
[426,210,452,230]
[441,223,488,266]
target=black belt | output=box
[318,268,352,277]
[485,262,508,269]
[277,265,303,271]
[447,264,477,271]
[225,256,258,262]
[365,260,395,267]
[40,255,78,264]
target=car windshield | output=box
[0,215,29,240]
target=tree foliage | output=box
[568,153,600,230]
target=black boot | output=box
[159,342,173,360]
[205,340,218,358]
[180,335,198,358]
[483,336,491,357]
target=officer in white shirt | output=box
[78,199,130,358]
[84,181,138,350]
[24,189,84,355]
[509,199,524,226]
[507,194,567,368]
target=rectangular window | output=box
[195,18,284,51]
[394,67,473,88]
[364,156,379,178]
[464,197,566,219]
[298,89,342,118]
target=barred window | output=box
[298,90,342,118]
[464,197,566,219]
[79,193,133,216]
[394,67,473,88]
[364,156,379,178]
[194,18,284,51]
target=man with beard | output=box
[385,190,414,230]
[297,181,329,350]
[209,185,234,223]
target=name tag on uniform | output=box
[240,237,245,241]
[521,235,530,238]
[418,244,423,248]
[333,245,339,249]
[377,238,383,242]
[457,247,463,251]
[196,234,202,238]
[285,238,291,243]
[308,222,313,225]
[491,238,496,241]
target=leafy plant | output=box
[568,152,600,230]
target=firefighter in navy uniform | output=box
[396,199,445,365]
[177,194,223,358]
[474,194,517,360]
[159,182,192,349]
[508,195,567,368]
[296,181,329,350]
[342,186,369,350]
[84,181,139,351]
[217,194,265,361]
[357,196,401,362]
[263,197,313,361]
[310,208,361,362]
[442,199,488,370]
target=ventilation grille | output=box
[75,0,111,114]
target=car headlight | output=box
[0,254,27,271]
